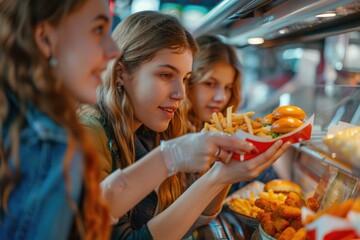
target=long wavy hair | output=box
[0,0,109,239]
[185,35,242,132]
[97,11,197,213]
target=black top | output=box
[111,132,156,240]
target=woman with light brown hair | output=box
[80,11,290,240]
[0,0,118,239]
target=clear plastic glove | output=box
[208,140,292,184]
[160,131,257,176]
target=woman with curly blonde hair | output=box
[80,11,290,240]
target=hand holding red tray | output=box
[232,114,314,161]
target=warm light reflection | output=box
[248,37,264,45]
[315,12,337,18]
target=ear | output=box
[33,22,54,59]
[115,60,125,85]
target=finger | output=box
[210,134,256,154]
[217,150,232,164]
[248,140,283,166]
[267,141,292,164]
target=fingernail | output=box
[251,147,259,155]
[275,140,283,147]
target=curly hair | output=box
[185,35,242,132]
[0,0,110,238]
[96,11,198,213]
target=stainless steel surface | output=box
[298,142,360,178]
[191,0,360,47]
[191,0,273,37]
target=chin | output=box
[150,121,170,133]
[157,125,169,132]
[77,93,97,105]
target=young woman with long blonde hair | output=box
[0,0,118,238]
[80,11,290,240]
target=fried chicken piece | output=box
[305,196,320,212]
[255,198,278,212]
[291,227,307,240]
[277,204,302,219]
[256,211,271,222]
[278,227,296,240]
[285,192,305,208]
[262,220,276,236]
[273,216,290,232]
[288,217,303,231]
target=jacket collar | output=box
[6,92,68,143]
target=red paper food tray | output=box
[232,114,314,161]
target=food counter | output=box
[222,84,360,239]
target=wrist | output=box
[203,166,228,190]
[160,140,179,176]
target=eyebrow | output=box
[158,64,192,76]
[209,77,233,85]
[93,14,110,23]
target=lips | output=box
[159,106,177,113]
[207,106,222,113]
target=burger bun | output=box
[271,117,303,134]
[272,106,306,120]
[262,113,275,125]
[264,179,302,195]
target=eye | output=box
[225,85,233,91]
[93,24,106,35]
[204,81,216,88]
[160,73,174,80]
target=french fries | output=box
[227,190,287,218]
[204,106,271,138]
[227,194,263,218]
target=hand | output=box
[209,140,291,184]
[160,131,257,175]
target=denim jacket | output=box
[0,94,84,240]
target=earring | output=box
[116,82,123,93]
[48,55,58,67]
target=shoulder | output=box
[79,106,103,129]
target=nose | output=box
[214,87,226,102]
[213,87,227,102]
[104,36,120,60]
[170,78,186,100]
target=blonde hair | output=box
[97,11,197,213]
[0,1,109,239]
[185,35,242,132]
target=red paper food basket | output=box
[232,115,314,161]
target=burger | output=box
[271,117,304,134]
[262,105,306,138]
[272,105,306,121]
[264,179,302,195]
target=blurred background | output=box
[110,0,360,128]
[110,0,221,32]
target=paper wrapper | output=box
[231,114,314,161]
[302,207,360,240]
[323,123,360,169]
